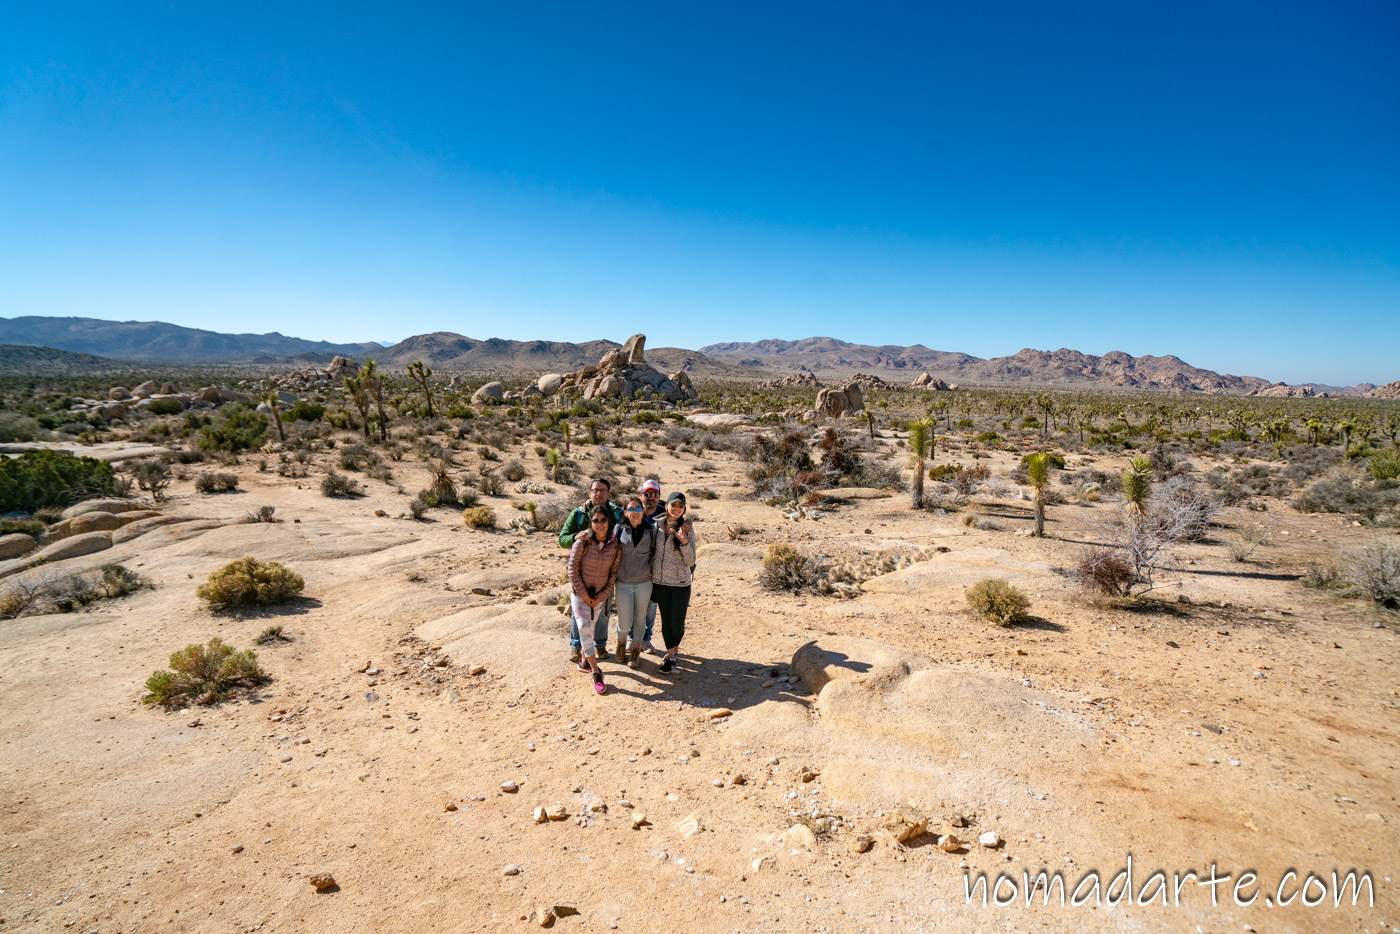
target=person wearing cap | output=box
[559,478,622,662]
[568,504,621,694]
[651,491,698,673]
[614,495,657,668]
[636,478,667,655]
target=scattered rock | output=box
[785,823,818,848]
[631,813,648,829]
[546,805,567,821]
[503,864,520,876]
[533,807,548,824]
[677,813,702,837]
[882,804,928,843]
[231,844,244,854]
[849,834,873,854]
[309,872,336,891]
[500,780,519,793]
[978,831,1001,848]
[936,833,966,853]
[706,708,732,720]
[444,803,457,812]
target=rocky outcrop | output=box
[909,372,951,390]
[1366,380,1400,399]
[472,381,506,405]
[761,372,822,389]
[0,534,36,560]
[1251,382,1316,398]
[844,373,892,392]
[60,498,147,520]
[535,335,699,404]
[815,381,866,418]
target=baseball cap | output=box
[641,479,661,494]
[666,491,686,505]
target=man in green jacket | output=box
[560,478,623,660]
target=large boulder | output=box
[199,386,222,404]
[46,512,130,542]
[134,380,157,395]
[108,387,129,400]
[31,531,113,564]
[61,498,147,519]
[160,382,177,394]
[0,533,36,559]
[623,334,646,365]
[598,348,628,371]
[97,403,127,421]
[536,373,564,397]
[841,381,865,413]
[472,382,506,405]
[326,355,360,379]
[815,388,851,418]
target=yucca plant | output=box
[428,457,458,503]
[1121,455,1152,522]
[1024,452,1052,537]
[907,418,933,509]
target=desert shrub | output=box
[173,448,207,464]
[1228,521,1273,562]
[0,582,39,619]
[745,426,816,504]
[409,498,429,520]
[245,505,277,523]
[0,518,45,536]
[415,489,441,508]
[1074,547,1137,596]
[321,471,362,497]
[127,457,172,502]
[759,543,820,593]
[1368,447,1400,481]
[502,459,527,482]
[0,450,119,513]
[1293,465,1400,521]
[197,404,268,453]
[283,401,325,423]
[687,487,719,500]
[338,443,379,471]
[427,458,459,503]
[461,505,496,529]
[366,464,395,484]
[196,557,305,609]
[1343,544,1400,609]
[1020,451,1066,470]
[144,397,184,416]
[528,497,571,531]
[254,625,290,645]
[0,413,41,443]
[142,637,268,707]
[477,468,504,496]
[100,564,146,598]
[965,578,1030,625]
[1301,561,1346,590]
[946,464,991,496]
[194,472,240,494]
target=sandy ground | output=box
[0,436,1396,933]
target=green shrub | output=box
[965,578,1031,626]
[283,401,325,423]
[1368,447,1400,481]
[1020,452,1065,470]
[146,398,185,416]
[194,472,239,494]
[197,404,268,453]
[142,638,268,707]
[0,451,118,513]
[0,518,45,536]
[0,413,42,442]
[415,489,441,508]
[196,557,305,609]
[461,506,496,529]
[321,471,362,497]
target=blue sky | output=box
[2,2,1396,385]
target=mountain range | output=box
[0,316,1389,396]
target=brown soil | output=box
[1,439,1396,932]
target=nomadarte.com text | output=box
[965,857,1374,909]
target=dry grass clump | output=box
[759,542,820,593]
[1073,548,1136,597]
[461,506,496,529]
[965,578,1031,626]
[1344,543,1400,609]
[321,471,362,497]
[142,637,268,707]
[196,557,305,609]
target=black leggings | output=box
[652,584,691,651]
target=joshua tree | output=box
[361,360,390,442]
[1121,455,1153,524]
[343,375,372,440]
[406,361,435,418]
[906,418,933,509]
[1259,417,1290,459]
[561,420,571,454]
[1306,418,1324,446]
[1337,419,1356,455]
[1383,413,1400,448]
[1025,452,1052,538]
[261,391,286,443]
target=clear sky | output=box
[2,2,1396,385]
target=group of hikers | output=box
[559,477,697,695]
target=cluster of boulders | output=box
[67,378,272,423]
[909,372,952,390]
[844,373,894,391]
[815,381,866,418]
[1250,382,1316,399]
[761,372,822,389]
[269,355,361,390]
[466,335,701,407]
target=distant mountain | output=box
[699,338,1362,395]
[0,316,383,363]
[367,332,737,377]
[0,344,132,373]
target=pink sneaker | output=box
[592,672,606,695]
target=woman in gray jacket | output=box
[614,496,657,669]
[651,492,697,673]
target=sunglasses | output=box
[625,506,644,513]
[643,490,659,496]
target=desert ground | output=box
[1,426,1396,934]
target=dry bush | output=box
[502,459,528,482]
[966,578,1030,626]
[1073,547,1136,596]
[759,542,820,593]
[142,637,268,707]
[1343,543,1400,609]
[409,498,429,520]
[197,557,305,609]
[254,625,290,645]
[194,471,239,494]
[461,506,496,529]
[1301,561,1346,591]
[100,564,145,598]
[320,471,362,497]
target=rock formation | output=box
[761,373,822,389]
[909,372,951,390]
[815,381,866,418]
[533,335,699,404]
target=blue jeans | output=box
[644,599,656,643]
[569,593,611,651]
[615,581,653,646]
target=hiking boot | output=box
[595,646,610,661]
[616,637,627,659]
[628,647,641,668]
[569,646,581,663]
